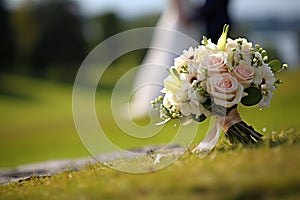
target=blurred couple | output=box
[127,0,231,119]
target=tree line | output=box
[0,0,158,81]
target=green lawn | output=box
[0,75,88,167]
[0,131,299,200]
[0,68,299,169]
[0,67,300,199]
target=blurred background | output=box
[1,0,300,168]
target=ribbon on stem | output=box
[192,108,242,157]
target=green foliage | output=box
[0,130,299,200]
[0,0,16,71]
[7,1,159,81]
[30,0,87,78]
[268,59,282,73]
[241,86,262,106]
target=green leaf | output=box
[241,87,262,106]
[167,68,180,80]
[172,68,180,80]
[268,59,282,73]
[202,98,211,110]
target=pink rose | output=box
[201,52,228,75]
[207,73,244,108]
[233,61,254,88]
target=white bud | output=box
[261,84,267,90]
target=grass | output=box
[0,130,299,200]
[0,66,300,168]
[0,65,300,198]
[0,75,89,167]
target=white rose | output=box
[207,73,244,108]
[201,51,228,75]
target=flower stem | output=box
[225,121,263,144]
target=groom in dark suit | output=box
[190,0,231,43]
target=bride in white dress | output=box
[128,0,203,119]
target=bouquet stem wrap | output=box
[225,110,263,144]
[222,108,241,132]
[192,107,263,157]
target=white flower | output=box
[193,45,208,63]
[188,86,207,104]
[259,91,274,108]
[174,47,198,71]
[252,64,276,108]
[180,62,205,85]
[253,64,276,90]
[226,38,253,67]
[176,83,207,117]
[180,100,200,117]
[207,73,244,108]
[240,39,252,55]
[202,39,220,53]
[162,89,180,109]
[226,38,239,52]
[226,38,252,55]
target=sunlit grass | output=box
[0,67,299,168]
[0,75,88,167]
[0,130,299,200]
[0,67,299,199]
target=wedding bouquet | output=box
[152,25,287,156]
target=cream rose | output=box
[207,73,244,108]
[201,52,228,75]
[233,61,254,88]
